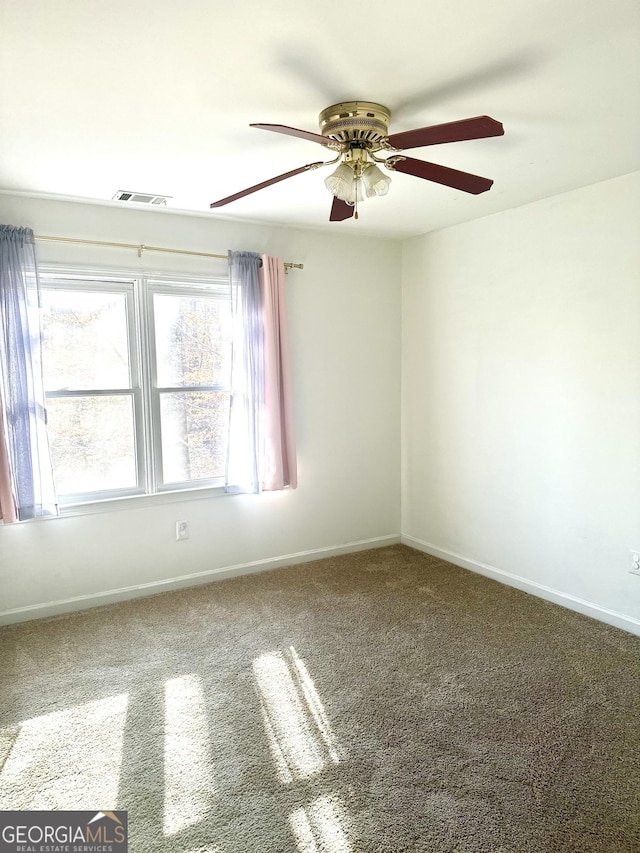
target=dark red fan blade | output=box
[210,163,322,207]
[387,115,504,150]
[389,156,493,194]
[329,196,354,221]
[251,123,330,146]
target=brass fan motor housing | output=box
[319,102,391,147]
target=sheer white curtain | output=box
[0,225,57,521]
[0,380,16,522]
[226,251,264,493]
[225,251,297,494]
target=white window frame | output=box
[39,265,231,514]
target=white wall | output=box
[0,194,401,621]
[402,172,640,632]
[4,174,639,634]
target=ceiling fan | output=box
[210,101,504,221]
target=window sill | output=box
[56,485,229,518]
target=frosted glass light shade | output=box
[325,163,361,203]
[362,164,391,197]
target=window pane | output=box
[41,289,130,390]
[47,396,137,494]
[160,391,229,483]
[154,293,231,387]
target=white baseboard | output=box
[402,534,640,638]
[0,534,401,625]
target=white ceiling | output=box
[1,0,639,238]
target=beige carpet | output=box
[1,544,639,852]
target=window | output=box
[40,269,231,506]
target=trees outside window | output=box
[40,271,231,505]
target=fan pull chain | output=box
[354,172,359,220]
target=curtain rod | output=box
[34,234,304,271]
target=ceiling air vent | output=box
[113,190,172,205]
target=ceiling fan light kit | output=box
[210,100,504,222]
[362,164,391,198]
[324,161,358,202]
[323,147,391,206]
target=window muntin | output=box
[40,271,231,506]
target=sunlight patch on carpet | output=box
[289,795,352,853]
[163,674,215,836]
[288,647,342,764]
[253,648,341,784]
[0,693,128,809]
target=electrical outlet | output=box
[630,551,640,577]
[176,520,189,541]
